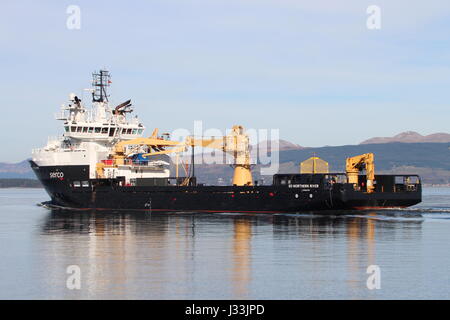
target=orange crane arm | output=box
[104,125,253,186]
[113,136,181,153]
[142,144,187,157]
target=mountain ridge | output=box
[360,131,450,145]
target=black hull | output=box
[30,161,422,213]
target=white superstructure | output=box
[32,70,170,182]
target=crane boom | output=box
[98,125,253,186]
[112,136,181,165]
[186,125,253,186]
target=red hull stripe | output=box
[352,206,407,210]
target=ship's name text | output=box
[289,184,319,188]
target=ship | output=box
[30,70,422,213]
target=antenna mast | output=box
[92,70,111,102]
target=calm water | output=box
[0,188,449,300]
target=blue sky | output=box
[1,0,449,162]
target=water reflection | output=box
[38,210,424,299]
[232,218,252,298]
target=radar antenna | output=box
[91,70,111,102]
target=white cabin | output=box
[32,71,170,182]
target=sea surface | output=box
[0,187,449,300]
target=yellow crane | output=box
[112,134,182,165]
[96,128,185,178]
[346,153,375,193]
[185,125,253,186]
[96,125,253,186]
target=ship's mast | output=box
[92,70,111,103]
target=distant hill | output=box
[192,142,450,185]
[254,139,304,152]
[0,159,35,179]
[360,131,450,144]
[280,142,450,171]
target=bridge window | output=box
[88,127,93,133]
[95,127,101,133]
[83,127,88,133]
[138,129,143,134]
[64,127,69,132]
[101,127,108,134]
[77,127,82,132]
[71,126,76,132]
[132,129,137,134]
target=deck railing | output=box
[100,159,161,167]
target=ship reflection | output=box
[39,210,423,299]
[232,218,252,298]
